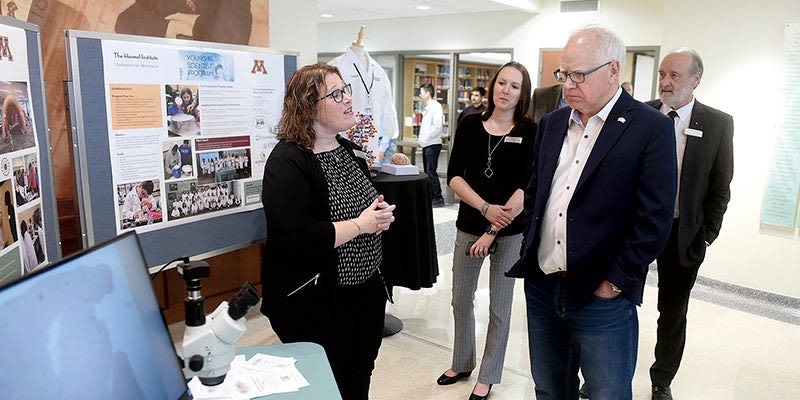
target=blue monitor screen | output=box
[0,232,190,400]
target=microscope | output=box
[178,260,260,386]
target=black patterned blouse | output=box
[316,145,382,285]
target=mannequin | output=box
[350,25,369,69]
[328,26,399,166]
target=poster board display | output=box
[65,30,297,267]
[0,15,60,285]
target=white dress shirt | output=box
[538,88,623,275]
[417,100,444,148]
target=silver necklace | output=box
[485,134,504,178]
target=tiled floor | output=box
[171,203,800,399]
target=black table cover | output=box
[372,171,438,290]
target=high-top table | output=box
[371,171,439,335]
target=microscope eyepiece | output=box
[227,282,260,320]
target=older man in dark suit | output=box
[507,25,677,400]
[646,48,734,400]
[527,83,565,124]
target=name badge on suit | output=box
[684,128,703,138]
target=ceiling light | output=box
[321,13,333,18]
[416,5,430,10]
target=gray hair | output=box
[670,47,704,76]
[568,24,627,71]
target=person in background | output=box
[33,208,45,263]
[28,161,37,195]
[646,47,734,400]
[4,191,17,242]
[527,83,566,124]
[438,61,534,400]
[506,24,677,400]
[2,95,27,144]
[377,125,399,167]
[457,86,486,124]
[165,144,181,176]
[20,220,38,273]
[417,83,446,207]
[622,81,634,95]
[179,87,199,121]
[260,63,396,400]
[179,140,192,167]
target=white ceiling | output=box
[317,0,537,23]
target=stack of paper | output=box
[188,353,310,400]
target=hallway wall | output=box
[271,0,800,298]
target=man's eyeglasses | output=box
[554,61,612,84]
[318,83,352,103]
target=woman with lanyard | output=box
[437,61,535,400]
[260,63,396,400]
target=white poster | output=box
[0,22,49,283]
[100,39,284,235]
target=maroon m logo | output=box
[251,59,267,74]
[0,36,13,61]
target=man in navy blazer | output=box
[506,25,677,400]
[646,48,734,400]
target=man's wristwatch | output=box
[609,282,622,294]
[485,225,497,236]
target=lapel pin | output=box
[617,117,626,123]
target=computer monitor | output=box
[0,231,190,400]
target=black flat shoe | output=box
[436,370,471,385]
[468,384,492,400]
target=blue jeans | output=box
[377,138,397,167]
[524,276,638,400]
[422,144,443,201]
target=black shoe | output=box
[432,199,446,208]
[468,383,492,400]
[652,385,672,400]
[579,382,589,398]
[436,370,471,385]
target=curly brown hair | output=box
[277,63,343,150]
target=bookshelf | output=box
[455,65,494,112]
[405,58,450,139]
[402,57,498,141]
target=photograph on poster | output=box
[165,180,241,221]
[18,203,45,274]
[165,84,200,136]
[117,179,163,230]
[0,81,36,154]
[11,152,39,207]
[0,179,22,285]
[197,149,251,184]
[0,179,18,250]
[162,139,195,180]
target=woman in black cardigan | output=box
[260,64,395,400]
